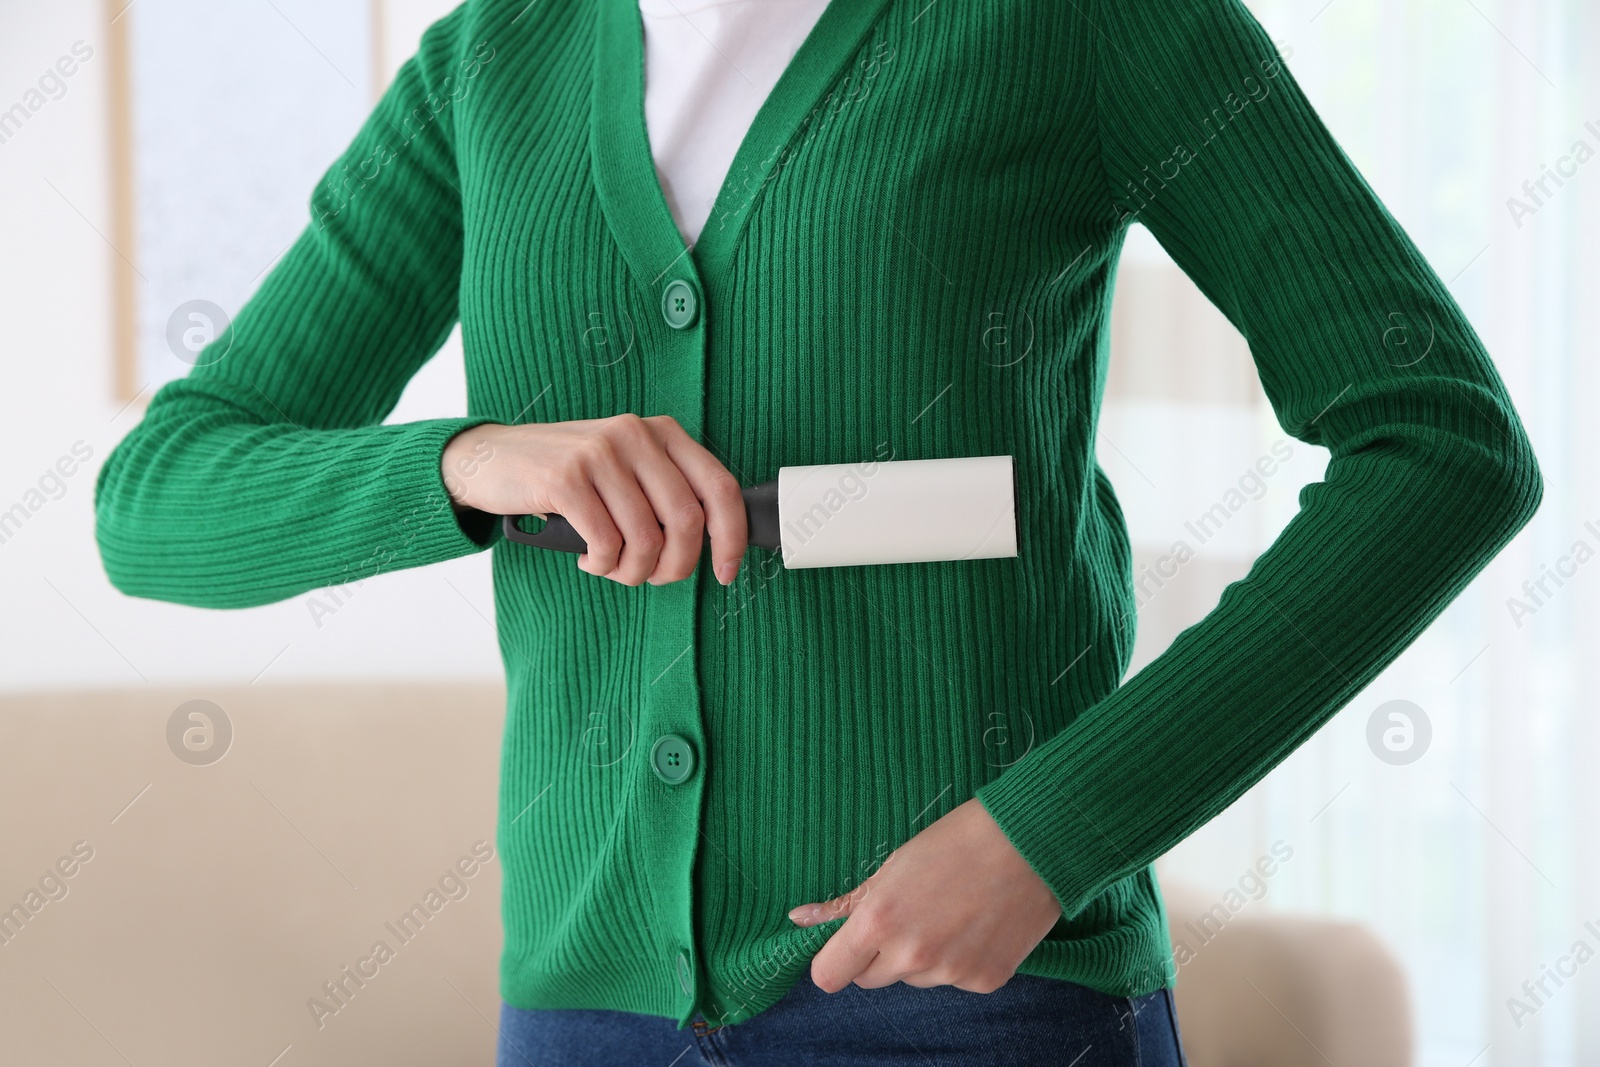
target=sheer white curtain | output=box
[1118,2,1597,1064]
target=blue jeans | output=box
[496,972,1187,1066]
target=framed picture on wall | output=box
[105,0,454,404]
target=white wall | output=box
[0,0,500,692]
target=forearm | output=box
[976,379,1541,917]
[95,376,496,608]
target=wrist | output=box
[441,423,503,509]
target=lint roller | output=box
[501,455,1017,569]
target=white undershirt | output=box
[640,0,830,246]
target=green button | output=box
[650,734,696,785]
[661,279,698,329]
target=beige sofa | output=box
[1160,880,1414,1065]
[0,683,1410,1065]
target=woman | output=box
[95,0,1542,1063]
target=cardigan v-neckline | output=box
[590,0,894,293]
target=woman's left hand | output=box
[788,797,1063,994]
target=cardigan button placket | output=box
[577,0,939,1024]
[639,264,713,1022]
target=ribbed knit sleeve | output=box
[975,0,1543,922]
[94,6,498,609]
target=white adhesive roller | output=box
[500,455,1019,570]
[777,456,1017,569]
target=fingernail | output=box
[787,905,818,925]
[716,561,738,585]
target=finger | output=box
[788,887,859,927]
[548,479,624,578]
[649,417,748,585]
[810,922,880,995]
[898,971,945,989]
[850,953,912,990]
[591,480,662,585]
[585,447,663,585]
[807,898,889,994]
[896,971,1001,993]
[627,440,706,586]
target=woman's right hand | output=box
[441,414,747,587]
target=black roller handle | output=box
[502,479,781,554]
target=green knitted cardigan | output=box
[95,0,1542,1029]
